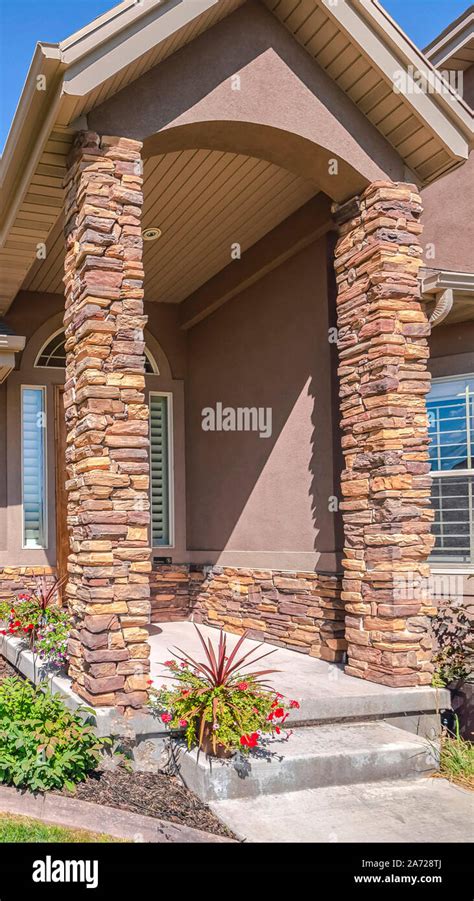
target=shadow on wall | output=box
[185,235,343,568]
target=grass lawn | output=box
[0,812,124,843]
[437,730,474,791]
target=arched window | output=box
[35,328,158,373]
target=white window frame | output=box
[428,373,474,570]
[35,327,159,374]
[149,391,175,549]
[34,327,66,369]
[21,384,48,550]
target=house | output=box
[0,0,472,712]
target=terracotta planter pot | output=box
[198,720,233,758]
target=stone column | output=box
[333,181,435,687]
[63,131,151,712]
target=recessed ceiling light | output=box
[142,227,162,241]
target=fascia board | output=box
[321,0,472,159]
[0,44,63,191]
[61,0,225,97]
[59,0,164,61]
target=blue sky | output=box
[0,0,470,151]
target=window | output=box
[149,393,173,547]
[427,375,474,565]
[36,328,158,373]
[36,329,66,368]
[21,387,47,548]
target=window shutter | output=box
[150,395,170,546]
[22,387,46,548]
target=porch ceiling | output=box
[23,148,317,303]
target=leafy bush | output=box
[431,602,473,687]
[149,626,300,755]
[0,676,111,792]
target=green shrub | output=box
[0,676,111,792]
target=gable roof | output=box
[424,4,474,70]
[0,0,473,315]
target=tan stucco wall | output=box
[184,235,341,573]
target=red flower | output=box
[181,689,191,697]
[0,630,6,635]
[267,712,274,721]
[179,719,188,728]
[161,713,172,723]
[146,680,153,685]
[180,661,189,669]
[164,660,176,668]
[237,681,248,691]
[289,699,300,709]
[13,621,21,628]
[240,732,259,748]
[273,707,284,718]
[275,726,281,735]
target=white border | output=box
[20,384,48,550]
[149,390,175,550]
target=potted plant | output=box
[148,626,300,757]
[0,577,70,669]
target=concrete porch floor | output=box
[147,622,450,728]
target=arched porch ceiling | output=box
[23,147,317,304]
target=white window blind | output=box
[427,376,474,565]
[21,387,47,548]
[150,394,171,546]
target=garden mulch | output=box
[57,769,235,839]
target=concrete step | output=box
[175,721,439,802]
[209,777,472,843]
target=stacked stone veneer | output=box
[151,564,191,622]
[0,567,57,601]
[188,566,346,661]
[334,181,435,687]
[63,131,151,712]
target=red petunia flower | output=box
[273,707,284,718]
[161,712,172,723]
[240,732,259,748]
[179,719,188,728]
[289,699,300,709]
[164,660,176,668]
[146,679,153,685]
[181,689,191,697]
[237,681,248,691]
[275,726,281,735]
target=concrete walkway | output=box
[148,622,450,724]
[210,777,474,843]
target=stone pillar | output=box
[333,181,435,687]
[63,131,151,712]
